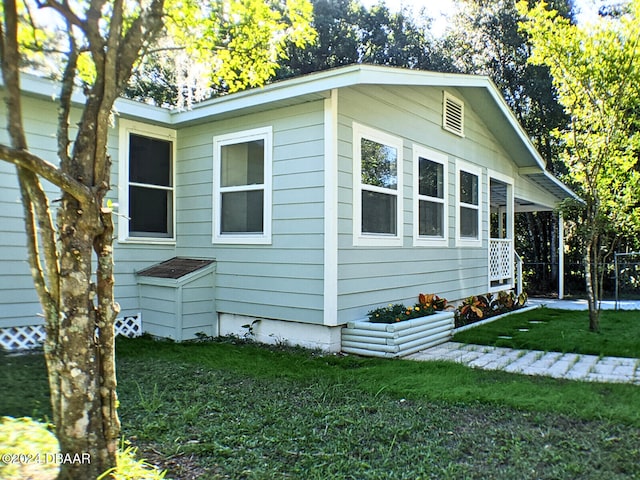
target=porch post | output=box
[558,211,565,299]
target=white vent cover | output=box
[443,92,464,137]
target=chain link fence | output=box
[523,260,640,299]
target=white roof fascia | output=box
[542,169,581,202]
[479,76,548,173]
[113,97,172,125]
[5,72,172,125]
[170,65,488,125]
[8,66,579,203]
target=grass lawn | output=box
[452,307,640,358]
[2,336,640,479]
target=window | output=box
[353,123,403,246]
[456,160,482,246]
[443,91,465,137]
[413,146,448,246]
[213,127,272,244]
[118,120,176,242]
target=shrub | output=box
[0,416,166,480]
[368,293,451,324]
[455,290,527,328]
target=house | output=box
[0,65,576,352]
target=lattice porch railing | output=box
[489,238,513,283]
[0,314,142,351]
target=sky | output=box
[359,0,604,35]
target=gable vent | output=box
[443,92,465,137]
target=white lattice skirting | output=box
[489,239,513,282]
[0,313,142,351]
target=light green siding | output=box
[335,85,515,321]
[174,101,327,325]
[137,266,216,341]
[0,96,59,328]
[1,69,570,338]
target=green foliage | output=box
[0,416,59,480]
[99,441,167,479]
[276,0,455,80]
[442,0,573,165]
[0,417,166,480]
[518,0,640,320]
[367,293,451,323]
[163,0,316,97]
[455,290,528,328]
[453,307,640,358]
[14,0,316,107]
[368,303,425,323]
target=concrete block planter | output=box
[341,311,455,358]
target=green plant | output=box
[98,440,166,479]
[455,290,527,328]
[136,383,165,414]
[0,416,59,480]
[0,417,166,480]
[241,320,261,338]
[368,293,451,324]
[456,295,492,326]
[418,293,452,312]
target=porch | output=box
[488,173,565,298]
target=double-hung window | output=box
[456,160,482,246]
[213,127,272,244]
[353,123,403,246]
[118,120,176,243]
[414,146,448,246]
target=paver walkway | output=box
[408,342,640,384]
[408,298,640,384]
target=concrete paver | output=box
[408,342,640,384]
[407,299,640,384]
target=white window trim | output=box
[352,122,403,247]
[117,119,177,244]
[413,145,448,247]
[213,126,272,245]
[455,159,483,247]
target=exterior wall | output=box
[0,93,327,333]
[219,313,341,352]
[335,85,521,322]
[0,77,567,343]
[0,96,60,328]
[112,119,177,316]
[174,100,327,325]
[0,94,175,329]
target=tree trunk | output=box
[585,238,600,332]
[48,194,119,479]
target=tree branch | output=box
[35,0,85,29]
[0,144,94,204]
[1,0,29,150]
[17,167,60,315]
[57,17,78,170]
